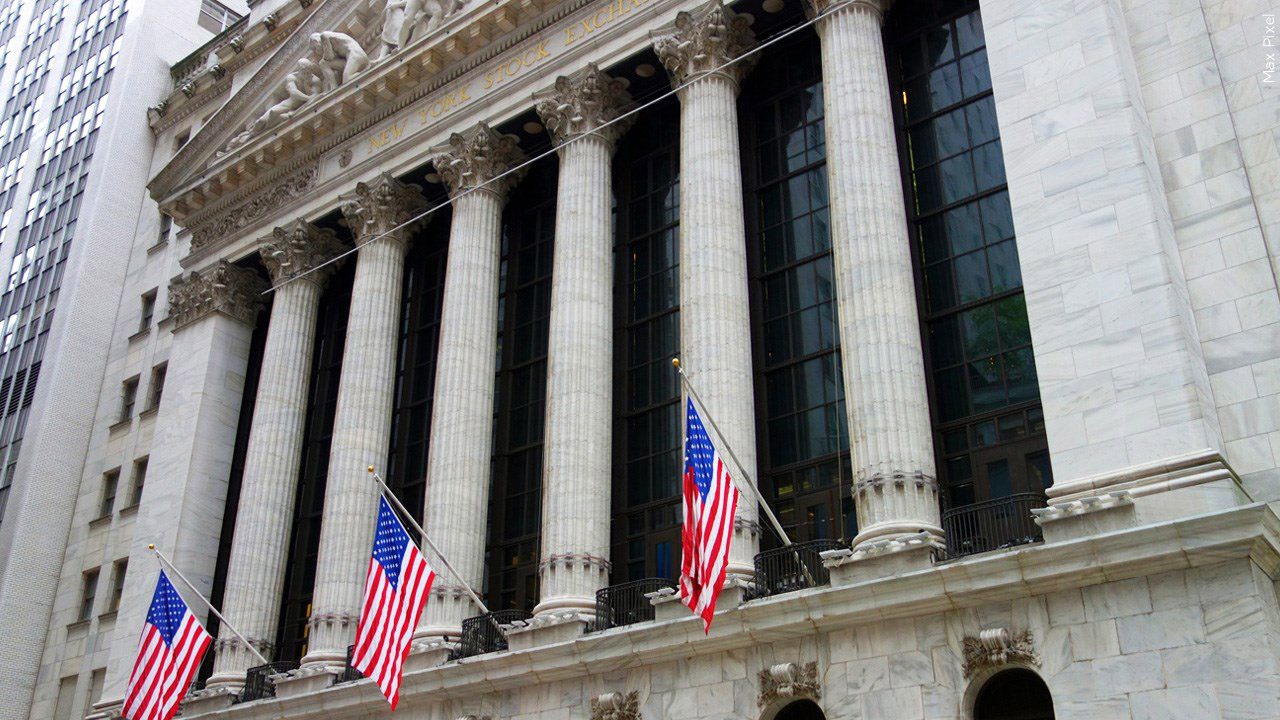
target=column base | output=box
[823,531,943,585]
[851,520,944,548]
[505,611,589,650]
[405,638,456,671]
[201,670,245,693]
[532,595,596,616]
[647,587,688,622]
[272,665,340,699]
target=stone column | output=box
[531,65,633,619]
[303,175,427,669]
[207,221,346,687]
[809,0,942,546]
[652,0,760,578]
[100,262,265,699]
[418,124,526,639]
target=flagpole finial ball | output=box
[671,357,681,369]
[367,465,375,473]
[147,544,155,550]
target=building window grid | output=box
[107,558,126,613]
[198,0,242,34]
[138,289,156,332]
[146,363,165,411]
[98,467,118,518]
[888,1,1050,505]
[117,376,137,422]
[744,38,852,544]
[128,456,147,507]
[78,567,98,621]
[485,171,555,612]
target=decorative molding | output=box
[961,628,1039,679]
[167,261,266,330]
[188,164,320,254]
[1031,491,1133,524]
[457,716,494,720]
[820,530,943,567]
[855,469,939,492]
[339,172,429,242]
[260,219,348,285]
[307,610,358,629]
[430,123,528,198]
[213,635,274,655]
[591,690,640,720]
[758,661,820,707]
[539,552,612,572]
[651,0,758,87]
[535,63,633,148]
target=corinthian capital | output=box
[651,0,757,88]
[429,123,527,199]
[535,64,634,150]
[339,173,429,244]
[168,260,267,330]
[260,220,349,285]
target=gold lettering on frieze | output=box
[361,0,653,159]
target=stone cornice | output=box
[534,64,633,148]
[151,0,584,218]
[179,503,1280,719]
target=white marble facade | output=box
[1,0,1278,719]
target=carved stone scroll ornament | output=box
[429,123,528,199]
[961,628,1039,678]
[189,165,320,253]
[651,0,758,87]
[339,172,429,243]
[379,0,462,59]
[260,219,348,285]
[757,662,820,708]
[590,691,640,720]
[535,64,634,149]
[167,260,267,330]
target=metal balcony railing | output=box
[592,578,675,631]
[336,644,363,684]
[942,493,1047,559]
[751,539,844,599]
[449,609,531,660]
[237,661,299,703]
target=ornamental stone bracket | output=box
[429,123,528,199]
[1031,491,1133,524]
[167,260,267,330]
[187,163,320,256]
[261,219,349,285]
[534,63,634,149]
[339,172,430,243]
[758,661,820,708]
[961,628,1039,679]
[650,0,758,87]
[822,531,944,585]
[591,690,641,720]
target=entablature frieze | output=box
[159,0,711,270]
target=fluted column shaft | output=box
[814,0,942,545]
[304,176,426,668]
[654,2,760,577]
[420,124,525,638]
[209,223,344,686]
[418,188,504,636]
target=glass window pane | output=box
[925,25,954,66]
[968,356,1004,413]
[956,11,986,55]
[929,316,963,368]
[935,107,968,160]
[980,191,1015,241]
[944,201,983,256]
[1004,347,1039,404]
[926,262,957,312]
[940,152,977,206]
[1027,450,1053,490]
[936,366,968,422]
[973,140,1006,192]
[986,459,1011,498]
[960,49,993,97]
[954,250,991,304]
[966,96,1000,146]
[995,294,1032,347]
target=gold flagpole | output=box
[146,544,270,666]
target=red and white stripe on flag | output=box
[123,570,212,720]
[679,398,740,633]
[352,497,436,709]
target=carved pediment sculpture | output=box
[961,628,1039,678]
[378,0,463,58]
[590,691,640,720]
[221,29,371,156]
[757,662,820,708]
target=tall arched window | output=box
[887,0,1051,512]
[973,668,1055,719]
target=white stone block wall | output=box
[377,558,1280,720]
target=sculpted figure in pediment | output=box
[379,0,460,58]
[223,58,322,154]
[309,31,371,92]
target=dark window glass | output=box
[888,0,1051,507]
[612,96,683,584]
[486,160,555,612]
[744,35,853,544]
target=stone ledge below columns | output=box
[272,666,340,700]
[822,532,945,586]
[505,611,590,650]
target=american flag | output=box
[352,496,436,709]
[123,570,212,720]
[680,397,740,633]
